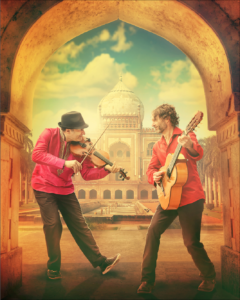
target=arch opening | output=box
[78,189,85,199]
[89,189,97,199]
[10,0,232,132]
[103,190,111,199]
[115,190,122,199]
[126,190,134,199]
[141,190,148,199]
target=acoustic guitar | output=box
[156,111,203,210]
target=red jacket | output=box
[31,128,109,195]
[146,127,205,207]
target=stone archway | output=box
[141,190,148,199]
[103,190,111,199]
[78,189,86,199]
[89,189,97,199]
[9,0,232,131]
[126,190,134,199]
[115,190,122,199]
[1,0,239,298]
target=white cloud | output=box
[111,23,133,52]
[164,60,190,81]
[129,26,137,34]
[32,106,101,146]
[87,29,111,46]
[122,72,138,90]
[48,42,86,64]
[158,79,205,104]
[45,24,133,68]
[151,70,161,85]
[99,29,111,41]
[34,53,137,100]
[151,59,205,105]
[46,29,111,66]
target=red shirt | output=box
[31,128,109,195]
[146,127,205,207]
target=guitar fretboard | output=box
[167,131,186,178]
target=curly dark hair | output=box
[152,104,179,127]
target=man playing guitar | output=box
[137,104,216,294]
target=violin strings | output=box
[79,119,113,166]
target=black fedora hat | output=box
[58,111,89,129]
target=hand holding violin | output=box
[104,161,121,173]
[64,160,82,174]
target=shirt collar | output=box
[160,127,183,142]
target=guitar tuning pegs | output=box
[122,178,124,181]
[119,175,122,178]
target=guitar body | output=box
[157,153,188,210]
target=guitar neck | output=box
[167,132,185,178]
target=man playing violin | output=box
[137,104,216,294]
[31,111,121,280]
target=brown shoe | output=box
[47,269,62,280]
[137,282,154,294]
[198,279,216,292]
[100,253,121,274]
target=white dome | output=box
[98,77,144,121]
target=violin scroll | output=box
[119,169,130,181]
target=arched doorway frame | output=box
[89,189,97,199]
[2,0,239,297]
[141,190,148,199]
[103,190,111,199]
[78,189,86,199]
[126,190,134,199]
[11,0,232,131]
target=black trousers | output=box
[141,199,216,284]
[34,190,106,271]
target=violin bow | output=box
[79,119,113,166]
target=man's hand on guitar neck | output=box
[153,170,165,184]
[178,135,199,157]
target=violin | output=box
[70,137,130,181]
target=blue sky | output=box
[32,20,214,145]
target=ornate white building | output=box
[73,76,159,201]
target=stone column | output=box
[208,174,213,206]
[19,172,22,205]
[24,173,28,204]
[74,186,78,196]
[217,95,240,297]
[1,114,26,298]
[218,173,222,205]
[33,192,36,203]
[148,189,152,200]
[134,189,137,200]
[213,176,218,207]
[205,173,209,204]
[85,190,89,200]
[28,185,34,202]
[97,189,101,200]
